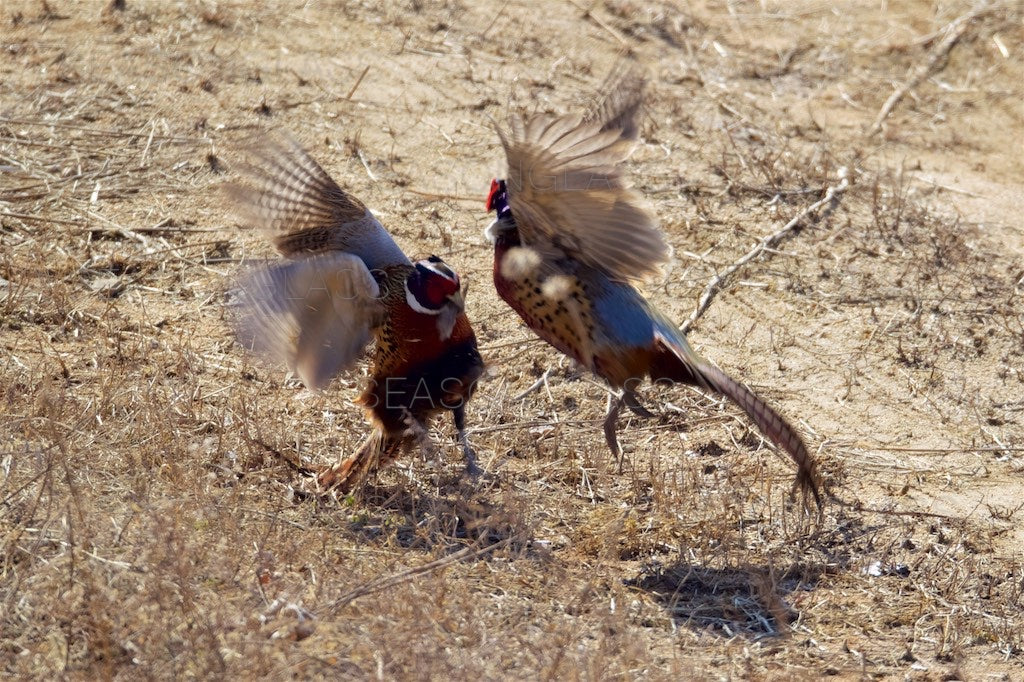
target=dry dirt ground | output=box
[2,1,1023,679]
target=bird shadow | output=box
[342,474,530,552]
[624,559,826,638]
[625,511,889,639]
[243,430,530,554]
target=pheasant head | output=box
[484,178,516,245]
[404,255,465,340]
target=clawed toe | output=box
[623,391,656,419]
[461,440,491,482]
[464,458,485,479]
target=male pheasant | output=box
[227,134,484,491]
[484,69,822,507]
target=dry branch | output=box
[330,536,516,611]
[512,368,552,401]
[565,0,628,46]
[680,170,850,333]
[406,188,482,202]
[346,65,371,100]
[866,3,1000,136]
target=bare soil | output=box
[2,1,1022,679]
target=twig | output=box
[345,65,371,100]
[468,417,595,435]
[132,219,221,233]
[865,445,1024,454]
[81,209,150,245]
[406,188,482,202]
[355,148,377,182]
[329,536,516,611]
[211,504,311,531]
[481,4,506,38]
[246,435,317,477]
[866,4,997,136]
[512,368,552,401]
[565,0,628,46]
[825,493,959,520]
[680,170,850,333]
[0,211,85,226]
[910,175,984,197]
[0,116,196,142]
[479,337,544,351]
[138,239,233,258]
[139,119,156,168]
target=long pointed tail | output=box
[651,327,823,509]
[318,429,396,492]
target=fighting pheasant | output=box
[484,68,822,507]
[227,134,484,491]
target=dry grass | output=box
[2,0,1022,679]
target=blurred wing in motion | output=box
[497,106,668,283]
[585,61,646,140]
[225,134,410,269]
[232,251,385,390]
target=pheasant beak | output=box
[446,286,466,313]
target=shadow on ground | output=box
[625,511,893,638]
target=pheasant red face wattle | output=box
[408,258,462,311]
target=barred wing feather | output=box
[498,112,668,283]
[225,134,410,269]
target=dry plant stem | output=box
[680,174,850,334]
[511,368,552,401]
[246,435,316,477]
[405,188,482,202]
[346,65,371,100]
[330,536,516,611]
[0,211,84,226]
[867,445,1024,454]
[0,115,197,142]
[356,148,377,182]
[866,3,999,136]
[565,0,628,46]
[826,494,957,520]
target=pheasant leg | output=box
[603,393,626,473]
[453,404,483,478]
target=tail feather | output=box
[698,363,822,509]
[651,328,823,509]
[319,429,396,492]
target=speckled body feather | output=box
[362,264,481,436]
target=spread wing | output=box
[585,61,646,140]
[497,71,668,283]
[231,252,385,390]
[225,134,410,270]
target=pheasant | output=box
[484,68,822,507]
[226,134,484,491]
